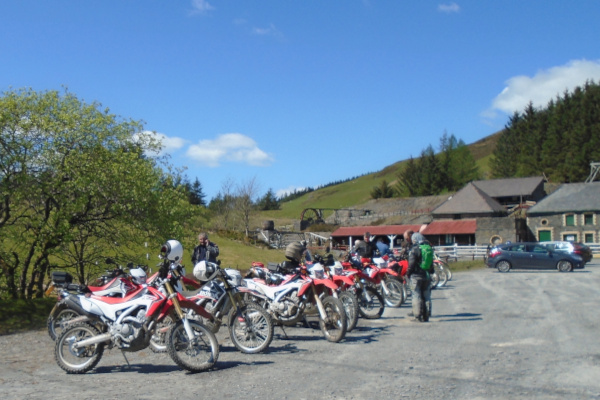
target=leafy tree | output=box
[0,88,196,298]
[258,188,280,210]
[491,81,600,182]
[395,157,421,197]
[186,177,207,206]
[370,180,394,199]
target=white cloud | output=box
[438,3,460,13]
[276,186,307,198]
[134,130,187,157]
[252,23,284,40]
[485,59,600,118]
[186,133,274,167]
[190,0,215,15]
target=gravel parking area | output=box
[1,261,600,399]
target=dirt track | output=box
[1,262,600,400]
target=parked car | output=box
[542,241,593,264]
[486,242,584,272]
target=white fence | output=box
[434,243,600,262]
[434,245,489,262]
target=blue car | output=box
[486,242,584,272]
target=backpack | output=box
[419,243,434,271]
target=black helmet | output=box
[285,241,306,262]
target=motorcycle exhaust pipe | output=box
[72,333,112,348]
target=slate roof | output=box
[431,182,505,215]
[472,176,545,197]
[527,182,600,214]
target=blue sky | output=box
[2,1,600,202]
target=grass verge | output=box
[0,297,56,336]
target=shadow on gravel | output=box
[93,363,182,374]
[342,324,392,344]
[434,312,482,322]
[210,360,273,372]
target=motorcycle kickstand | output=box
[121,351,132,369]
[275,323,290,339]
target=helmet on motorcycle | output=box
[193,260,218,281]
[309,263,325,279]
[332,261,344,276]
[249,267,267,280]
[129,267,147,285]
[160,240,183,262]
[285,241,306,263]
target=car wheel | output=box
[496,260,511,273]
[557,260,573,272]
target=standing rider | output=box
[406,232,433,322]
[191,232,220,265]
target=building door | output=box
[538,230,551,242]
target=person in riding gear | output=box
[191,232,219,264]
[357,232,379,260]
[406,232,433,322]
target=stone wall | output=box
[475,216,517,245]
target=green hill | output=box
[259,130,502,226]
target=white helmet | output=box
[193,260,218,282]
[130,268,147,285]
[332,261,344,276]
[161,240,183,262]
[309,263,325,279]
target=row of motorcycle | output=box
[46,240,451,374]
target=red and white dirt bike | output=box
[243,262,347,343]
[46,258,143,341]
[53,241,219,374]
[146,260,275,355]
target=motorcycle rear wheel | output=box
[48,307,80,341]
[319,296,347,343]
[337,291,359,332]
[357,286,385,319]
[167,320,219,372]
[227,302,274,354]
[54,322,105,374]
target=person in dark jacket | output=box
[406,232,432,322]
[191,232,219,265]
[358,232,379,260]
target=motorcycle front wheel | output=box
[319,296,347,343]
[227,302,274,354]
[54,322,105,374]
[48,307,80,341]
[167,320,219,373]
[382,276,405,308]
[357,286,385,319]
[149,312,175,353]
[337,291,359,332]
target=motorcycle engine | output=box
[111,309,148,351]
[270,292,302,318]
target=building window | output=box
[538,230,551,241]
[541,219,548,226]
[563,233,578,241]
[565,214,575,226]
[584,213,594,226]
[584,233,594,243]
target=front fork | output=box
[312,286,329,321]
[164,281,196,341]
[380,278,390,296]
